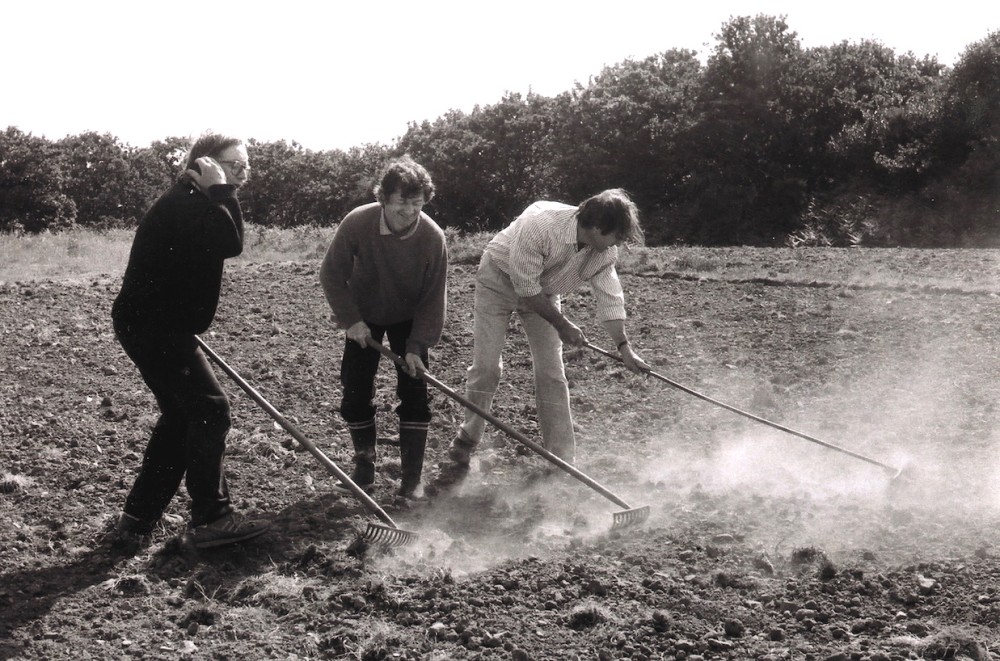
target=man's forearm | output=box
[520,293,570,330]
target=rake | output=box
[367,338,649,530]
[586,342,903,480]
[195,336,417,547]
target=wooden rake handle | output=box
[586,342,901,478]
[194,335,404,530]
[365,337,638,510]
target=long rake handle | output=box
[366,338,635,510]
[194,336,402,530]
[586,342,900,476]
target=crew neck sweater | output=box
[320,202,448,355]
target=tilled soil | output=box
[3,248,1000,660]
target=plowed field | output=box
[3,247,1000,660]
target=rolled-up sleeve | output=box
[589,264,627,321]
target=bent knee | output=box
[535,372,569,390]
[468,363,503,389]
[191,395,231,434]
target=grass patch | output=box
[445,227,493,265]
[0,472,32,494]
[566,600,615,630]
[231,573,314,615]
[0,224,497,282]
[4,226,999,294]
[907,625,992,660]
[241,224,335,263]
[352,620,409,661]
[0,227,134,282]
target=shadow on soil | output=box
[0,540,140,660]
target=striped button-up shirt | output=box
[485,201,626,322]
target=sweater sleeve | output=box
[319,217,364,329]
[199,183,244,258]
[406,232,449,355]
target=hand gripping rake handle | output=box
[195,336,417,546]
[367,338,649,529]
[586,342,902,479]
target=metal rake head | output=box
[883,455,913,482]
[885,459,918,491]
[611,505,650,530]
[363,522,418,547]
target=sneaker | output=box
[189,513,270,549]
[427,461,469,496]
[521,465,563,486]
[396,479,428,503]
[448,432,476,466]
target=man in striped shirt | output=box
[446,188,649,473]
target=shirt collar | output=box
[379,208,420,239]
[562,211,581,246]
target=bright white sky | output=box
[4,1,997,152]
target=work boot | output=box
[447,430,477,467]
[397,421,429,503]
[189,512,270,549]
[332,421,377,494]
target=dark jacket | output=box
[112,177,243,335]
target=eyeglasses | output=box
[219,160,250,175]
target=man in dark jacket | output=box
[111,132,268,549]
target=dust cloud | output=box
[374,463,643,575]
[634,334,1000,563]
[376,314,1000,573]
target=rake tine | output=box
[364,522,420,547]
[611,505,651,530]
[365,338,649,531]
[194,335,418,546]
[885,460,911,483]
[585,342,904,480]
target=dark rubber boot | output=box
[332,421,376,494]
[397,421,428,502]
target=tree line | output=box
[2,16,998,247]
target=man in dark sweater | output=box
[320,156,447,503]
[111,132,269,549]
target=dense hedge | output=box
[2,16,998,247]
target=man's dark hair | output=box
[184,132,242,170]
[576,188,643,244]
[374,155,435,204]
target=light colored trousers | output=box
[459,251,576,462]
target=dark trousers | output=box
[114,326,233,527]
[339,319,430,426]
